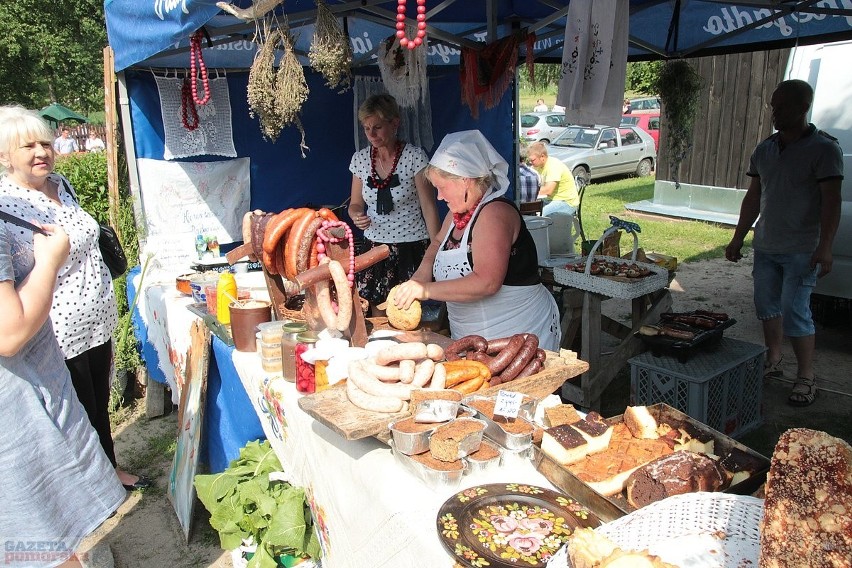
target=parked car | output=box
[621,111,660,150]
[547,125,656,184]
[520,112,567,144]
[627,96,661,113]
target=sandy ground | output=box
[77,256,852,567]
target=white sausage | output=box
[412,359,435,388]
[375,342,429,366]
[363,358,403,382]
[428,362,447,390]
[328,259,353,331]
[426,343,445,361]
[348,360,414,400]
[346,375,405,413]
[398,359,416,384]
[314,259,337,331]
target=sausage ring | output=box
[445,335,488,361]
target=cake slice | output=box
[623,406,659,439]
[673,421,715,454]
[429,418,484,462]
[568,423,672,497]
[571,411,614,454]
[544,403,582,427]
[719,446,765,486]
[541,424,590,465]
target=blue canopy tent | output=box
[104,0,852,216]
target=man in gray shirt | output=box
[725,79,843,407]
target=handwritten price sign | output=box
[494,390,525,419]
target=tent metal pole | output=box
[115,71,147,247]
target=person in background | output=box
[392,130,561,350]
[623,98,632,114]
[0,144,126,565]
[0,105,150,491]
[85,131,105,153]
[53,127,79,154]
[348,93,440,314]
[533,98,548,112]
[517,145,541,203]
[527,141,580,217]
[725,79,843,407]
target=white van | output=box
[787,42,852,299]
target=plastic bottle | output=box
[216,271,237,325]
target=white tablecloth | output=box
[231,351,561,568]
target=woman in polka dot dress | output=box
[0,106,149,491]
[348,94,440,314]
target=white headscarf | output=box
[429,130,510,197]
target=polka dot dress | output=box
[0,173,118,359]
[349,143,430,243]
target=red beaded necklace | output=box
[181,78,200,131]
[395,0,428,50]
[190,31,211,105]
[370,142,404,191]
[453,197,483,230]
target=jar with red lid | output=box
[295,331,319,393]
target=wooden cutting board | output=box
[297,351,589,442]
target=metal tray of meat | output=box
[635,316,736,363]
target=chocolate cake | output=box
[719,446,765,486]
[625,450,727,509]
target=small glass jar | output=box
[314,357,330,392]
[280,322,308,382]
[295,331,319,394]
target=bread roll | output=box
[386,285,421,331]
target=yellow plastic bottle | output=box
[216,271,237,325]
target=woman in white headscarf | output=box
[393,130,561,350]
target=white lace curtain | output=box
[352,76,434,152]
[154,72,237,160]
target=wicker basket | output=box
[552,226,668,300]
[548,492,763,567]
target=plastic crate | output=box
[629,338,766,438]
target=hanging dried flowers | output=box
[308,0,353,92]
[655,59,703,188]
[247,18,310,155]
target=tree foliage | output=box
[0,0,107,113]
[518,61,662,96]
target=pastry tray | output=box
[635,317,736,362]
[532,403,770,523]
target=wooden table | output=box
[543,270,672,410]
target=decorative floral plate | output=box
[437,483,600,568]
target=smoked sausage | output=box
[284,209,319,279]
[296,216,325,274]
[487,334,525,374]
[498,334,539,382]
[445,335,487,361]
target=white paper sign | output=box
[494,390,525,419]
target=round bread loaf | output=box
[386,285,421,331]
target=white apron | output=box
[433,190,561,351]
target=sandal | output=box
[788,376,817,407]
[764,356,783,380]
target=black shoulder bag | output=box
[62,179,128,279]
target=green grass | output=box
[577,175,751,264]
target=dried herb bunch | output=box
[247,19,282,140]
[247,17,310,152]
[309,0,353,92]
[655,59,703,186]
